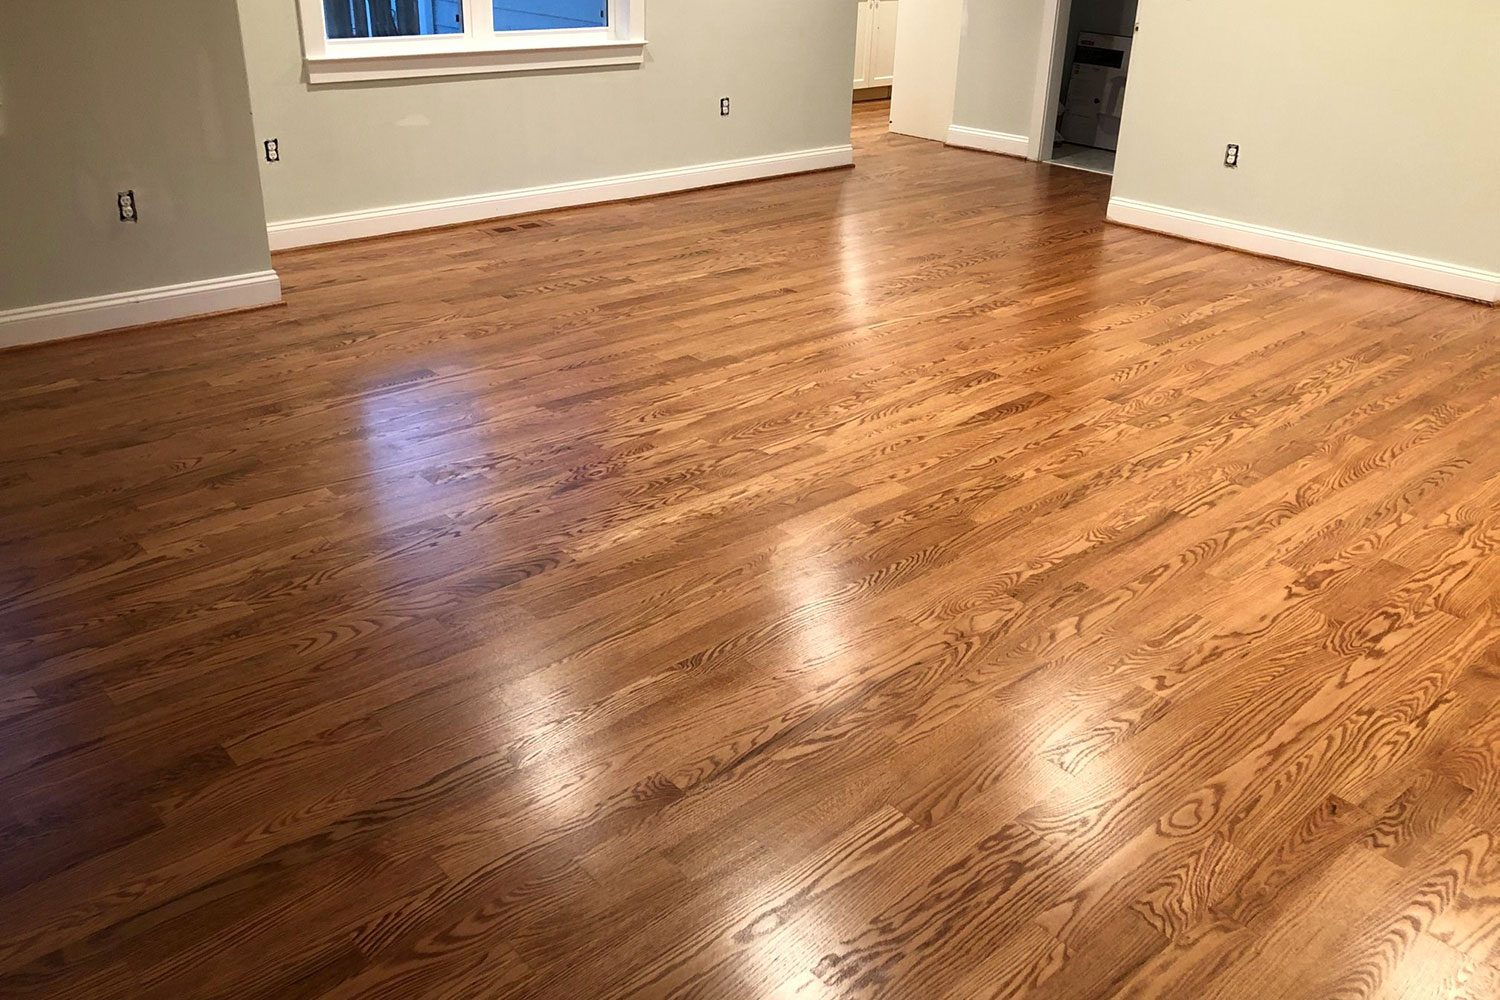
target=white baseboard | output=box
[267,145,856,250]
[1108,197,1500,305]
[0,270,283,350]
[945,125,1031,160]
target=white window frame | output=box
[299,0,646,84]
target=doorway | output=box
[1031,0,1139,176]
[851,0,898,106]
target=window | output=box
[299,0,645,84]
[493,1,607,32]
[322,0,465,38]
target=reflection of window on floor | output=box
[323,0,464,38]
[494,0,608,31]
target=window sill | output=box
[305,38,647,85]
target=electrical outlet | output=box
[264,138,280,163]
[720,97,730,117]
[1224,143,1240,168]
[117,190,137,223]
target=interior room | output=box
[1044,0,1138,175]
[2,1,1499,998]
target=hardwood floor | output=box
[5,99,1500,998]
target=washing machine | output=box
[1059,31,1132,151]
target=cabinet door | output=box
[871,0,899,86]
[853,0,873,89]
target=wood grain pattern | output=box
[3,100,1500,998]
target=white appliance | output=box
[1059,31,1132,151]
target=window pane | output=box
[493,0,608,31]
[323,0,464,39]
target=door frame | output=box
[1025,0,1074,162]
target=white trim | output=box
[267,145,855,250]
[299,0,646,84]
[945,125,1030,159]
[1107,197,1500,304]
[0,271,282,350]
[307,38,644,83]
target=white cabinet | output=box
[853,1,873,88]
[870,0,899,85]
[853,0,899,90]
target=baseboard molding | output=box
[0,270,283,350]
[1108,197,1500,305]
[267,145,856,250]
[945,125,1031,160]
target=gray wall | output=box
[949,0,1134,142]
[241,0,858,225]
[0,0,272,310]
[950,0,1045,139]
[1115,0,1500,274]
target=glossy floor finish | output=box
[5,102,1500,1000]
